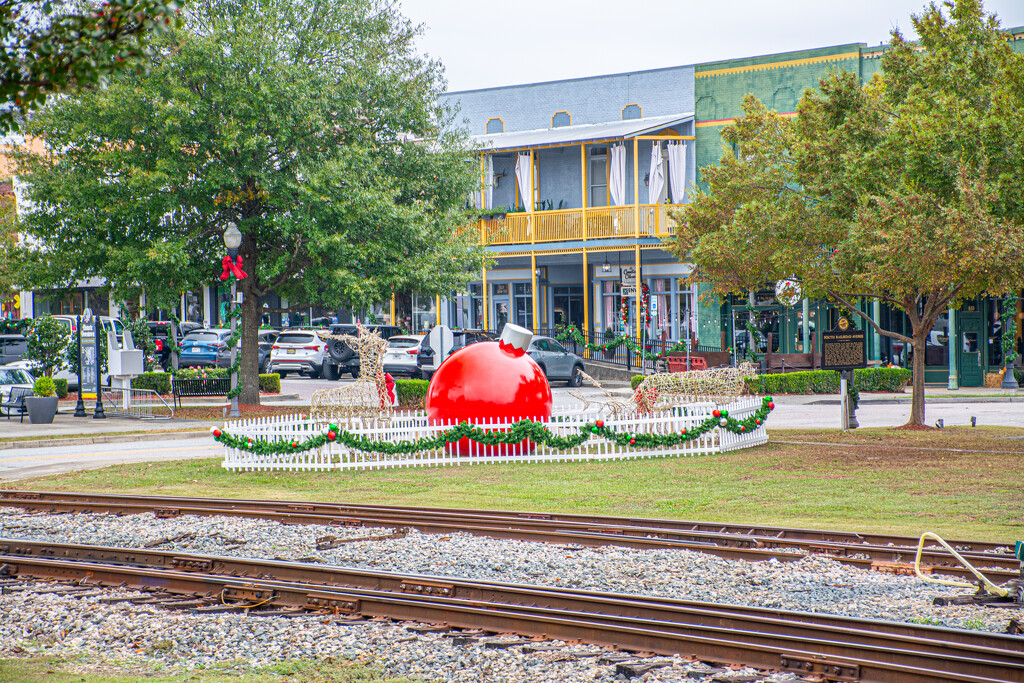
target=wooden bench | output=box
[764,333,821,374]
[1,386,33,422]
[171,377,231,407]
[666,356,707,372]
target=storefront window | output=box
[451,284,483,330]
[602,280,621,335]
[924,312,949,367]
[513,282,532,329]
[411,293,436,332]
[650,279,672,337]
[676,287,696,343]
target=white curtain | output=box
[667,142,687,203]
[647,142,664,204]
[609,144,626,206]
[515,153,532,210]
[483,154,494,210]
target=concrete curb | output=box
[0,430,211,450]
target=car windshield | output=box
[388,338,420,348]
[0,368,32,384]
[184,332,221,343]
[276,333,317,345]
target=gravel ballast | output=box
[2,507,1020,681]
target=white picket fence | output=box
[221,397,770,472]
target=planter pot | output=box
[25,396,59,424]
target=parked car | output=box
[0,334,28,365]
[320,324,403,379]
[257,329,278,373]
[146,321,174,369]
[270,330,329,378]
[381,334,427,378]
[527,335,586,386]
[0,364,34,416]
[179,328,233,368]
[416,329,496,379]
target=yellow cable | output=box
[914,532,1009,597]
[219,586,275,609]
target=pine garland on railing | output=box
[554,324,688,361]
[210,398,775,455]
[1002,295,1018,364]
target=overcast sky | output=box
[400,0,1024,93]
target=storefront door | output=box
[958,312,984,387]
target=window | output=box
[485,117,504,134]
[602,280,621,334]
[513,282,533,328]
[451,284,483,329]
[589,150,608,208]
[551,111,570,128]
[621,104,642,120]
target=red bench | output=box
[667,356,707,372]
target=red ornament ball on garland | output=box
[212,429,222,438]
[595,419,605,428]
[712,409,721,418]
[291,441,298,448]
[426,325,552,456]
[768,401,775,411]
[629,437,635,445]
[680,428,687,435]
[755,418,761,425]
[740,425,746,432]
[327,430,337,441]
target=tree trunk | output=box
[239,242,261,406]
[909,330,928,426]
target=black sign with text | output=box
[821,319,867,371]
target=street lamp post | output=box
[223,222,243,419]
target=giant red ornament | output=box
[426,324,552,456]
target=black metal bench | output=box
[171,377,231,407]
[1,386,33,422]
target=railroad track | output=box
[2,490,1020,582]
[0,539,1021,683]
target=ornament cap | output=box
[498,323,533,355]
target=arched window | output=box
[621,104,642,121]
[551,111,571,128]
[485,117,504,134]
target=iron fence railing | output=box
[101,387,174,420]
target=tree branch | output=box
[826,288,913,344]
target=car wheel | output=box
[328,339,354,363]
[350,368,360,379]
[309,367,322,379]
[323,363,338,381]
[261,357,272,374]
[536,363,547,378]
[567,365,584,387]
[277,371,289,378]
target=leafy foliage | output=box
[121,317,157,371]
[0,0,181,132]
[32,375,55,397]
[258,373,280,394]
[131,371,170,394]
[24,315,68,377]
[15,0,483,405]
[673,0,1024,424]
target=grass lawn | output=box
[4,426,1022,542]
[0,657,412,682]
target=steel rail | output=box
[1,548,1021,683]
[2,490,1018,581]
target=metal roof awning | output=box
[471,112,694,153]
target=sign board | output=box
[620,265,636,288]
[821,318,867,371]
[80,319,98,399]
[621,286,637,297]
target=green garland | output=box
[223,302,243,399]
[1003,296,1018,364]
[554,324,688,362]
[211,397,776,455]
[744,302,762,362]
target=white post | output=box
[839,369,849,431]
[229,280,241,419]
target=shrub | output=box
[174,367,228,379]
[744,367,912,395]
[25,316,69,377]
[1015,368,1023,385]
[259,373,281,393]
[53,378,68,399]
[631,375,645,390]
[33,376,56,397]
[395,379,429,408]
[133,372,172,395]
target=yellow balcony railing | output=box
[480,204,682,246]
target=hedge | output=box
[132,372,172,395]
[53,378,68,399]
[744,367,912,395]
[174,367,229,379]
[395,379,429,408]
[259,373,281,394]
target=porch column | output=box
[531,253,539,332]
[435,295,441,326]
[529,148,535,243]
[582,250,590,355]
[872,300,882,361]
[482,266,489,331]
[633,138,642,341]
[390,293,395,326]
[802,298,810,352]
[580,144,588,240]
[947,307,958,390]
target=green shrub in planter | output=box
[395,379,429,408]
[53,378,68,399]
[259,374,281,393]
[174,367,229,379]
[132,372,172,395]
[631,375,645,390]
[33,376,56,397]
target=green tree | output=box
[674,0,1024,426]
[24,315,68,377]
[0,0,181,132]
[15,0,482,403]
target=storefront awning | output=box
[471,113,694,153]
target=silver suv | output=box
[269,331,328,378]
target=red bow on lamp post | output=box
[219,255,248,280]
